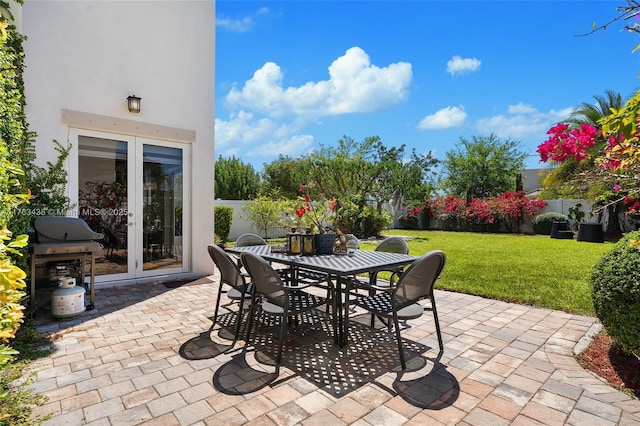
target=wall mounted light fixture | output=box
[127,95,141,113]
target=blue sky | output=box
[215,1,640,173]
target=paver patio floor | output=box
[26,273,640,425]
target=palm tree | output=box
[567,90,623,126]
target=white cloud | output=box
[446,55,481,76]
[214,111,315,160]
[244,134,315,158]
[417,105,467,130]
[216,7,271,33]
[475,106,574,138]
[507,103,537,114]
[225,47,412,118]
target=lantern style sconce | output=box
[301,233,315,256]
[127,95,141,113]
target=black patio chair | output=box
[232,233,267,266]
[207,244,253,344]
[369,236,410,283]
[348,249,446,369]
[235,232,291,280]
[240,251,330,372]
[349,236,410,326]
[235,233,268,247]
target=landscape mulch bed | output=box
[577,331,640,398]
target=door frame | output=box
[68,128,191,282]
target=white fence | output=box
[215,198,628,241]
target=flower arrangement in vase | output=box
[295,184,337,234]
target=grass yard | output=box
[360,230,614,316]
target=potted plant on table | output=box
[295,184,339,254]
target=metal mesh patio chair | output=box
[235,233,290,280]
[349,237,410,326]
[348,250,446,369]
[235,233,268,247]
[207,244,253,344]
[233,233,268,266]
[370,236,409,282]
[240,251,331,372]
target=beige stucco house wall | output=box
[18,0,215,284]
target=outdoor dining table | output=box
[225,244,416,347]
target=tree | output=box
[537,90,633,237]
[568,90,623,127]
[540,91,624,197]
[439,134,526,202]
[305,136,436,215]
[261,155,309,199]
[261,136,438,237]
[241,196,289,238]
[214,155,260,200]
[581,1,640,41]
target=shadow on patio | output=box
[179,309,460,409]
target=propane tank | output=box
[51,277,86,318]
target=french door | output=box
[71,129,190,281]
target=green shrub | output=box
[398,215,419,230]
[590,231,640,357]
[532,212,568,235]
[340,203,391,238]
[438,212,460,231]
[214,206,233,243]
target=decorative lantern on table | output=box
[287,233,302,255]
[301,233,315,255]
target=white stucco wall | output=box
[20,1,215,280]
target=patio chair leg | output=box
[276,315,287,365]
[244,300,257,348]
[392,313,406,370]
[369,288,376,328]
[431,295,444,351]
[331,289,340,343]
[231,304,244,345]
[212,286,224,328]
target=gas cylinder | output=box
[51,277,86,318]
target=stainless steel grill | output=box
[30,216,104,315]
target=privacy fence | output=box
[215,198,618,241]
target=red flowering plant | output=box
[399,205,422,230]
[464,197,499,231]
[537,123,598,163]
[623,195,640,215]
[538,90,640,218]
[295,184,338,233]
[491,190,545,233]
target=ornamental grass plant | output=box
[360,229,613,316]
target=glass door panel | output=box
[78,136,130,277]
[75,130,188,280]
[142,144,183,271]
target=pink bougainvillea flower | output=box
[538,123,597,163]
[613,184,621,191]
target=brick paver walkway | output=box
[27,274,640,425]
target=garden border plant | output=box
[399,191,545,234]
[590,231,640,358]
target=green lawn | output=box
[360,230,614,316]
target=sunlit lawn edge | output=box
[363,229,614,316]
